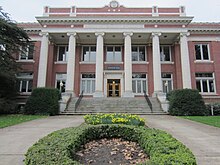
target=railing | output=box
[144,90,153,113]
[75,90,84,112]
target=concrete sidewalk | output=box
[142,115,220,165]
[0,116,84,165]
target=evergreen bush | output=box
[24,88,60,115]
[167,89,208,116]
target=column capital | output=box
[123,32,133,37]
[39,32,49,37]
[151,32,161,37]
[180,32,190,37]
[95,32,105,37]
[67,32,77,37]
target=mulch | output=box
[75,138,149,165]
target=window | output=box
[106,46,122,62]
[160,46,171,62]
[195,44,210,61]
[56,73,66,93]
[57,46,68,62]
[20,43,34,60]
[132,46,146,61]
[132,74,147,94]
[161,73,173,93]
[80,74,95,94]
[195,73,215,93]
[82,46,96,62]
[17,73,33,93]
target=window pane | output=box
[90,46,96,62]
[139,46,145,61]
[28,80,33,92]
[83,47,90,61]
[87,80,91,93]
[106,47,114,61]
[163,46,170,61]
[162,80,167,93]
[209,80,214,92]
[82,74,95,78]
[167,81,172,93]
[92,80,95,93]
[142,80,146,93]
[58,46,66,61]
[81,80,86,93]
[195,45,201,60]
[162,73,171,78]
[28,44,34,60]
[132,80,136,93]
[21,81,27,92]
[132,52,138,61]
[196,80,201,92]
[202,80,208,92]
[202,45,209,60]
[195,73,213,78]
[137,80,142,93]
[114,47,122,61]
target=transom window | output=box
[161,73,173,93]
[80,74,95,94]
[82,46,96,62]
[132,46,146,61]
[196,73,215,93]
[160,46,171,62]
[17,73,33,93]
[106,46,122,62]
[56,73,66,93]
[57,45,68,62]
[195,44,210,61]
[20,43,34,60]
[132,74,147,94]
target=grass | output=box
[181,116,220,128]
[0,115,47,128]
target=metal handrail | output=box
[144,90,153,113]
[75,90,84,112]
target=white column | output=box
[65,32,77,96]
[37,32,49,87]
[180,32,192,88]
[93,32,105,97]
[123,32,134,97]
[152,32,163,95]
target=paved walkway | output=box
[142,115,220,165]
[0,116,84,165]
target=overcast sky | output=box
[1,0,220,22]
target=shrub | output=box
[25,124,196,165]
[84,113,145,126]
[206,103,220,116]
[167,89,208,116]
[24,88,60,115]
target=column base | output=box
[122,91,134,98]
[93,91,104,97]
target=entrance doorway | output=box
[107,79,121,97]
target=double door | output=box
[107,79,120,97]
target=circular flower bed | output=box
[25,124,196,165]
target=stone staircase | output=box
[62,97,166,115]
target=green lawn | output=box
[0,115,47,128]
[181,116,220,128]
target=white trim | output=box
[195,73,216,94]
[106,45,123,62]
[161,61,174,64]
[132,61,149,64]
[160,45,172,62]
[194,60,214,64]
[81,45,96,62]
[131,45,147,62]
[57,45,68,62]
[79,62,96,64]
[16,60,35,63]
[195,44,211,61]
[54,61,67,64]
[161,73,173,93]
[188,36,220,42]
[104,62,123,64]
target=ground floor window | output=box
[195,73,215,93]
[132,74,147,94]
[17,73,33,93]
[80,74,95,94]
[56,73,66,93]
[162,73,173,93]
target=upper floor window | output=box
[57,45,68,62]
[160,46,171,62]
[161,73,173,93]
[132,74,147,94]
[132,46,146,61]
[106,46,122,62]
[17,72,33,93]
[56,73,66,93]
[82,46,96,62]
[195,73,215,93]
[20,43,34,60]
[195,44,210,61]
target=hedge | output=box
[167,89,208,116]
[25,124,196,165]
[24,88,60,115]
